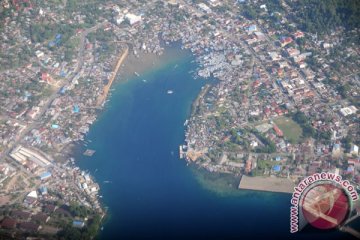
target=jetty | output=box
[96,45,129,106]
[238,175,295,193]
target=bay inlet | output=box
[75,47,352,240]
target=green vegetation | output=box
[274,117,302,143]
[251,130,276,153]
[292,111,316,138]
[256,160,278,176]
[57,215,101,240]
[336,83,351,99]
[288,0,360,34]
[30,23,76,44]
[291,111,332,141]
[69,203,93,218]
[341,135,353,152]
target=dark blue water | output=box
[76,49,354,239]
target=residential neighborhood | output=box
[0,0,359,239]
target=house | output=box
[1,217,17,229]
[26,106,40,119]
[32,213,50,223]
[198,3,212,13]
[268,52,281,61]
[73,220,85,228]
[286,47,300,57]
[273,124,283,137]
[332,143,342,159]
[11,210,31,220]
[293,31,304,39]
[247,24,257,33]
[350,145,359,156]
[273,165,281,172]
[0,165,9,175]
[280,37,293,47]
[18,222,41,232]
[39,186,48,195]
[125,13,141,25]
[340,106,357,117]
[39,171,51,181]
[43,204,57,213]
[24,191,38,207]
[348,159,360,169]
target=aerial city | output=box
[0,0,359,239]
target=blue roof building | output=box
[73,105,80,113]
[39,186,48,195]
[40,172,51,181]
[59,86,67,94]
[73,220,85,228]
[248,24,257,32]
[60,70,66,77]
[273,165,281,172]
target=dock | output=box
[238,175,295,193]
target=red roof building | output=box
[293,31,304,39]
[1,217,17,229]
[280,37,293,47]
[273,124,283,137]
[245,160,252,174]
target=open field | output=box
[274,117,302,143]
[239,175,295,193]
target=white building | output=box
[350,145,359,156]
[340,106,357,117]
[198,3,211,13]
[125,13,142,25]
[114,15,124,25]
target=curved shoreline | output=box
[96,45,129,107]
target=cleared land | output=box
[274,117,302,143]
[238,175,295,193]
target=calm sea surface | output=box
[75,48,353,239]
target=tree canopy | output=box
[288,0,360,34]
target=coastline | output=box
[75,51,297,240]
[96,45,129,107]
[71,45,194,233]
[111,45,297,197]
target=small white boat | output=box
[167,90,174,94]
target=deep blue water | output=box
[76,49,354,239]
